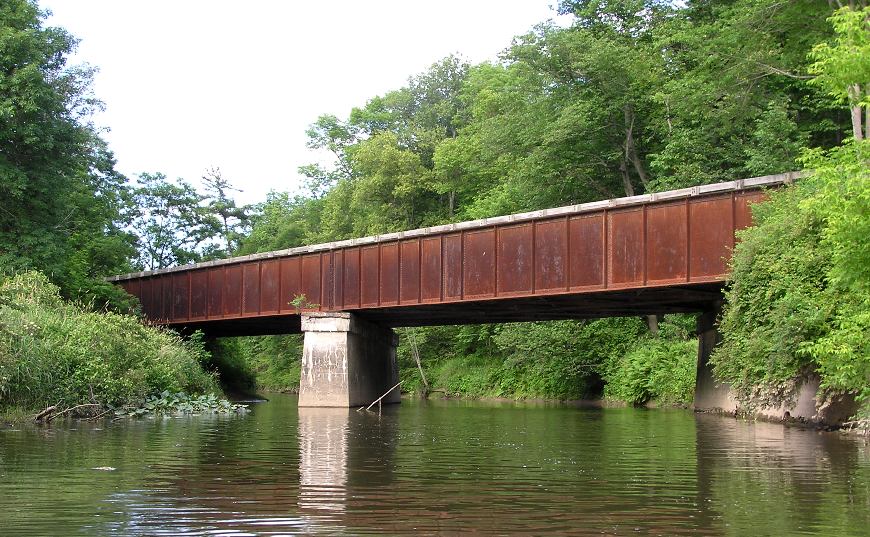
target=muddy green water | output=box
[1,394,868,536]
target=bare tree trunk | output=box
[619,159,635,197]
[448,191,455,217]
[865,84,869,140]
[850,84,864,140]
[624,105,649,187]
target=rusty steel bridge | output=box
[110,174,794,337]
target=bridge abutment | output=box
[692,303,858,424]
[693,302,738,413]
[299,313,400,408]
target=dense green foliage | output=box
[228,0,861,406]
[1,1,866,413]
[390,315,697,405]
[712,140,870,411]
[711,5,869,416]
[0,272,218,412]
[0,0,136,306]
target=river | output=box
[1,394,868,536]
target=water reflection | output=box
[694,414,870,536]
[1,396,868,536]
[298,407,349,513]
[297,406,398,517]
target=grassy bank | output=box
[0,271,220,420]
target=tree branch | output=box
[755,62,813,80]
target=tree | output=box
[809,5,870,140]
[299,114,359,197]
[130,173,220,270]
[348,132,432,233]
[0,0,135,304]
[647,0,841,189]
[201,168,250,256]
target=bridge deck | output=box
[111,173,795,336]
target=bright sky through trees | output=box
[39,0,567,204]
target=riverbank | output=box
[0,272,223,424]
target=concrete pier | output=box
[299,312,400,408]
[693,303,737,414]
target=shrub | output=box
[0,271,218,411]
[712,141,870,411]
[604,337,697,405]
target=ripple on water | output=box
[0,397,868,536]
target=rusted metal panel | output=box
[400,239,420,304]
[120,280,140,300]
[646,202,688,285]
[260,259,280,314]
[689,195,733,280]
[279,257,301,312]
[360,246,380,307]
[535,218,568,293]
[464,228,496,299]
[332,250,344,310]
[608,208,645,288]
[242,263,260,315]
[160,275,173,321]
[172,272,190,321]
[380,242,400,306]
[207,267,224,318]
[443,234,462,299]
[497,223,533,296]
[321,251,334,311]
[190,270,208,320]
[569,214,605,289]
[301,255,322,311]
[139,278,155,319]
[343,247,361,308]
[735,191,766,231]
[224,265,243,316]
[420,237,442,302]
[147,278,161,319]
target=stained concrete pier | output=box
[299,313,400,407]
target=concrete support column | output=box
[692,302,738,413]
[299,312,400,408]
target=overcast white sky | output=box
[40,1,568,205]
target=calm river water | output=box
[1,394,868,536]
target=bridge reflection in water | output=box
[1,395,866,535]
[297,407,398,518]
[298,408,348,513]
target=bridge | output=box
[110,173,795,408]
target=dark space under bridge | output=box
[110,173,795,408]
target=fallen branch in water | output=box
[45,403,102,422]
[33,404,59,422]
[83,408,113,421]
[358,381,403,412]
[841,419,870,435]
[409,330,429,398]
